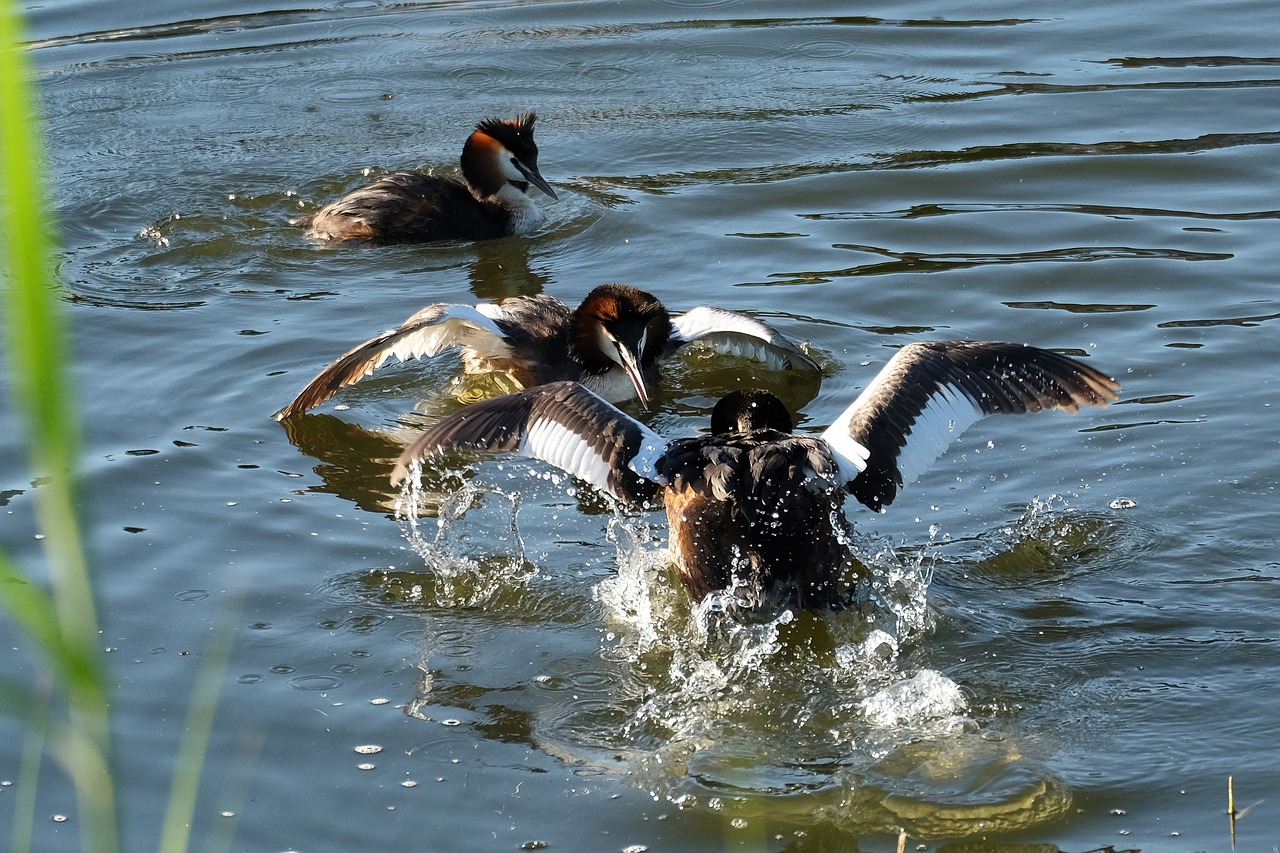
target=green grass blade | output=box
[0,2,119,851]
[159,623,235,853]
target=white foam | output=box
[859,669,968,727]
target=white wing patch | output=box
[381,304,513,366]
[474,302,505,321]
[514,387,669,498]
[892,383,985,488]
[670,307,819,371]
[818,411,872,487]
[821,366,986,490]
[629,436,667,485]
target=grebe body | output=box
[393,342,1120,611]
[275,284,819,420]
[295,112,555,244]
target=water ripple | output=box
[596,131,1280,192]
[1103,54,1280,68]
[802,202,1280,222]
[1157,310,1280,328]
[914,77,1280,104]
[764,244,1230,284]
[1004,301,1157,314]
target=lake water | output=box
[3,0,1278,850]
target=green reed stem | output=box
[0,2,119,851]
[159,621,236,853]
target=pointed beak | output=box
[612,340,650,410]
[515,159,557,200]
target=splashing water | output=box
[394,464,536,608]
[394,471,1075,837]
[569,513,1072,838]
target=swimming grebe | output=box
[293,112,556,244]
[274,284,819,420]
[391,341,1120,610]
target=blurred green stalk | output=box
[0,1,120,851]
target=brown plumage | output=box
[293,112,556,244]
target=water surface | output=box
[3,0,1278,850]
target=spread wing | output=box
[391,381,667,505]
[668,306,820,372]
[819,341,1120,511]
[275,303,512,419]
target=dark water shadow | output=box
[802,202,1280,223]
[760,243,1230,285]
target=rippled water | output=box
[3,0,1278,850]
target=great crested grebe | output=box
[391,341,1120,611]
[274,284,819,420]
[293,112,556,244]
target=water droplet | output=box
[1109,497,1137,509]
[354,745,382,755]
[370,697,390,705]
[401,780,418,788]
[357,763,375,771]
[52,815,68,823]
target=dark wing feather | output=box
[821,341,1120,511]
[392,381,666,504]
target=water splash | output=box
[563,513,1073,837]
[393,467,535,608]
[393,478,1075,836]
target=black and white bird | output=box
[274,284,820,420]
[293,112,556,244]
[391,341,1120,611]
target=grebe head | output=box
[461,112,557,201]
[570,285,673,409]
[710,388,795,435]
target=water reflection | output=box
[279,412,408,515]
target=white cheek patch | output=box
[498,146,526,182]
[599,327,623,367]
